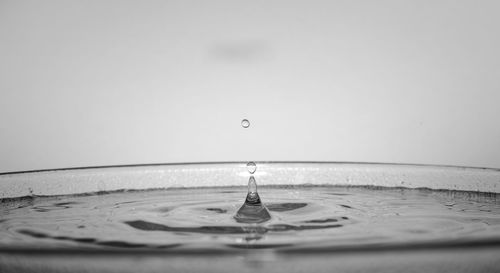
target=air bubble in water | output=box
[241,119,250,128]
[246,162,257,174]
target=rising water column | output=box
[234,162,272,223]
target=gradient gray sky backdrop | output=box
[1,0,499,172]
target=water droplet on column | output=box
[246,162,257,174]
[241,119,250,128]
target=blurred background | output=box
[1,0,499,173]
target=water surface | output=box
[1,186,499,252]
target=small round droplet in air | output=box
[241,119,250,128]
[246,162,257,174]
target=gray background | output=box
[1,0,499,173]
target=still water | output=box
[1,185,499,252]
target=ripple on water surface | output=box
[1,186,500,252]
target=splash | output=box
[234,176,271,223]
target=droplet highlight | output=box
[246,162,257,174]
[241,119,250,128]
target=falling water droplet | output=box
[241,119,250,128]
[246,162,257,174]
[234,176,271,223]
